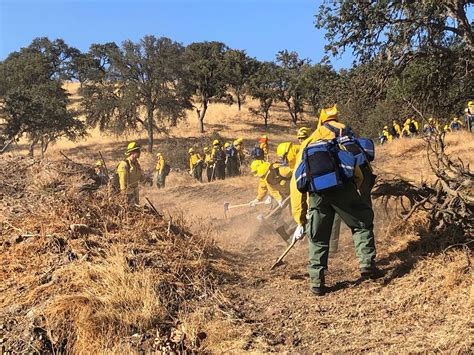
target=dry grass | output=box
[0,156,230,353]
[375,131,474,183]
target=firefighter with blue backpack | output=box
[290,105,380,296]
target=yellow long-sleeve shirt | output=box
[117,158,144,192]
[393,123,401,136]
[255,163,292,202]
[189,153,202,171]
[286,144,300,169]
[155,156,165,174]
[290,119,364,225]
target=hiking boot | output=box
[310,285,326,296]
[360,266,384,280]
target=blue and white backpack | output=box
[324,123,375,163]
[295,139,356,193]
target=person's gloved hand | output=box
[264,196,272,205]
[276,199,284,208]
[249,199,259,207]
[292,224,305,242]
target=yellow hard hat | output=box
[213,139,220,146]
[256,162,270,178]
[297,127,310,139]
[319,105,337,124]
[250,160,263,176]
[203,146,210,152]
[126,141,141,155]
[188,147,194,153]
[224,142,230,148]
[261,134,267,139]
[95,160,102,166]
[156,152,162,157]
[277,142,291,158]
[428,117,433,122]
[235,137,244,144]
[383,125,388,129]
[468,101,473,107]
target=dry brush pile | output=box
[0,155,231,353]
[373,131,473,253]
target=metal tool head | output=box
[270,259,285,270]
[223,202,230,212]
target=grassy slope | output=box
[3,83,473,352]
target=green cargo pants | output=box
[306,182,376,287]
[358,164,376,208]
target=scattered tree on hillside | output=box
[81,36,193,152]
[316,0,474,63]
[301,63,338,115]
[223,49,258,111]
[184,41,231,133]
[275,50,308,125]
[248,61,278,128]
[0,38,85,157]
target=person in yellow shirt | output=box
[249,161,292,207]
[259,135,269,161]
[117,142,145,204]
[276,142,300,169]
[234,138,245,174]
[290,105,378,296]
[249,161,294,242]
[155,153,166,188]
[297,127,310,143]
[391,120,401,138]
[203,147,214,182]
[380,125,393,144]
[189,148,203,182]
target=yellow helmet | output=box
[250,160,263,176]
[156,152,162,157]
[95,160,102,166]
[277,142,291,158]
[319,105,338,124]
[468,101,473,107]
[203,146,210,153]
[235,137,243,144]
[383,125,388,130]
[188,148,194,154]
[297,127,310,139]
[126,141,141,155]
[224,142,231,148]
[256,162,270,178]
[428,117,433,122]
[261,134,267,139]
[213,139,220,146]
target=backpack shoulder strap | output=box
[323,122,343,137]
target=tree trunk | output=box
[237,94,242,111]
[28,137,39,157]
[146,106,154,153]
[196,99,208,133]
[264,111,268,128]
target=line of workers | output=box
[380,101,474,143]
[94,105,383,297]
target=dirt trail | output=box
[146,175,471,352]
